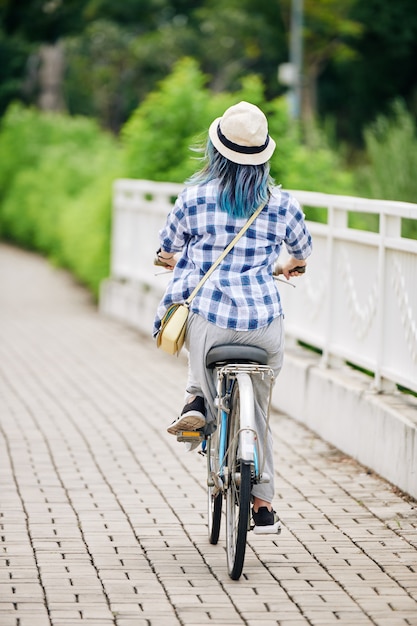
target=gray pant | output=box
[184,313,285,503]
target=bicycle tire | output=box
[225,382,252,580]
[207,435,222,544]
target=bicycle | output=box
[178,344,278,580]
[208,344,280,579]
[174,266,305,580]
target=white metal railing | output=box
[108,179,417,394]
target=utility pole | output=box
[277,0,304,120]
[289,0,303,120]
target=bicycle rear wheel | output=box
[207,435,222,544]
[225,382,252,580]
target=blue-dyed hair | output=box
[187,140,274,218]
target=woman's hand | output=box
[274,258,307,280]
[154,248,177,270]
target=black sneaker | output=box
[252,507,281,535]
[167,396,206,436]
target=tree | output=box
[192,0,286,96]
[0,27,31,115]
[0,0,89,111]
[64,0,287,130]
[320,0,417,143]
[64,20,143,130]
[279,0,363,126]
[0,0,87,43]
[1,0,416,147]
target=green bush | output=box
[0,103,121,295]
[122,57,353,201]
[268,103,353,199]
[0,59,358,298]
[354,100,417,239]
[58,173,113,292]
[122,57,260,183]
[359,100,417,204]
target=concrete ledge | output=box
[100,278,417,500]
[273,345,417,499]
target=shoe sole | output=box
[253,520,282,535]
[167,412,205,436]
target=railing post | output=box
[321,206,348,370]
[372,211,402,392]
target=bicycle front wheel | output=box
[225,383,252,580]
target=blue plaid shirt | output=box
[153,180,312,337]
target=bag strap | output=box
[185,200,267,306]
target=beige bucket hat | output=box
[208,101,276,165]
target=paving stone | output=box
[1,243,417,626]
[0,618,51,626]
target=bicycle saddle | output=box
[206,344,268,369]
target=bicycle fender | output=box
[236,373,256,464]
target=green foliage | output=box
[64,20,143,132]
[122,58,268,182]
[0,103,121,295]
[192,0,286,95]
[0,0,87,43]
[360,101,417,203]
[301,0,363,63]
[0,28,31,117]
[9,59,417,301]
[267,102,353,195]
[122,58,211,182]
[322,0,417,144]
[122,57,353,200]
[1,0,417,148]
[58,174,113,291]
[0,59,355,302]
[355,100,417,239]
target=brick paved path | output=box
[1,243,416,626]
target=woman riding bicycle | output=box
[153,101,312,533]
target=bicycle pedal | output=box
[176,430,204,443]
[258,472,270,484]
